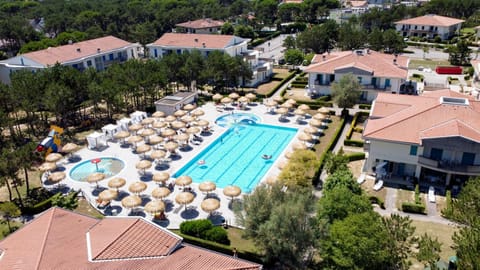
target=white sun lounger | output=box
[373,180,384,191]
[357,173,366,184]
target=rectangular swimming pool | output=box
[174,123,297,193]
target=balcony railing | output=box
[314,80,330,86]
[418,156,480,174]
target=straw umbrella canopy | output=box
[277,160,287,170]
[212,93,223,101]
[152,111,166,118]
[246,93,256,101]
[265,100,277,107]
[298,104,310,111]
[87,172,106,187]
[298,132,313,142]
[304,126,318,134]
[228,92,240,100]
[175,133,189,142]
[144,200,165,215]
[62,143,78,154]
[280,102,293,109]
[196,119,209,127]
[313,113,326,121]
[293,109,306,116]
[141,117,155,126]
[152,172,170,185]
[139,128,155,137]
[318,107,330,115]
[129,181,147,194]
[151,150,167,160]
[285,151,293,159]
[164,141,178,152]
[286,98,297,105]
[108,177,126,191]
[148,135,163,146]
[171,121,186,130]
[121,195,141,209]
[180,115,195,123]
[136,144,151,155]
[223,185,241,200]
[48,171,66,183]
[201,198,220,215]
[191,109,205,117]
[238,96,249,103]
[309,119,322,127]
[128,135,143,146]
[266,176,277,186]
[164,115,177,122]
[98,189,118,202]
[128,123,143,133]
[199,181,216,195]
[152,121,167,129]
[220,97,232,104]
[46,153,63,163]
[152,187,171,200]
[135,160,152,174]
[39,162,57,172]
[186,126,200,134]
[273,96,284,103]
[183,104,196,111]
[175,175,192,187]
[162,128,176,137]
[174,110,187,117]
[292,142,307,150]
[275,107,288,115]
[114,131,130,143]
[176,192,195,211]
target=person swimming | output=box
[198,159,206,165]
[262,154,272,160]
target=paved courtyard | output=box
[42,101,319,229]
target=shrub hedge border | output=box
[263,70,298,98]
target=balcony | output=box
[361,84,391,91]
[313,80,330,86]
[418,156,480,175]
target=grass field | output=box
[409,59,451,70]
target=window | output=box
[154,49,158,58]
[109,53,114,60]
[357,77,362,83]
[462,152,475,165]
[102,55,106,61]
[409,145,418,156]
[177,49,181,54]
[87,60,92,66]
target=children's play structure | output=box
[36,125,64,156]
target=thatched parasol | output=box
[277,160,287,170]
[87,172,106,187]
[223,185,241,200]
[273,96,283,103]
[174,110,187,117]
[238,96,249,103]
[313,113,326,121]
[144,200,165,215]
[164,141,178,152]
[266,176,277,186]
[183,104,196,111]
[141,117,155,126]
[221,97,232,104]
[246,93,256,101]
[148,135,163,146]
[48,171,66,183]
[108,177,126,191]
[292,142,307,150]
[136,144,151,154]
[180,115,195,123]
[285,151,293,159]
[98,189,118,202]
[121,195,141,209]
[191,109,205,117]
[161,128,176,137]
[309,119,322,127]
[304,126,318,134]
[201,198,220,215]
[186,127,200,134]
[45,153,63,163]
[139,128,155,137]
[175,192,195,211]
[152,187,171,200]
[298,132,313,142]
[293,109,306,116]
[152,121,167,129]
[298,104,310,111]
[228,92,240,99]
[152,111,166,118]
[135,160,152,174]
[196,119,209,127]
[150,150,166,160]
[170,121,186,130]
[265,100,277,107]
[62,143,78,153]
[275,107,288,115]
[212,93,223,101]
[318,107,330,115]
[152,172,170,185]
[128,123,143,132]
[175,175,192,187]
[164,115,176,122]
[114,131,130,143]
[128,135,143,145]
[286,98,297,105]
[174,133,189,142]
[199,181,216,195]
[128,181,147,194]
[280,102,293,109]
[39,162,56,172]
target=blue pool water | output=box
[69,157,125,181]
[174,120,297,193]
[215,113,261,128]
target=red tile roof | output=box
[21,36,135,66]
[306,50,408,79]
[0,207,262,270]
[150,33,239,49]
[395,14,464,27]
[349,1,368,7]
[364,90,480,144]
[176,18,224,29]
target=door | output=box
[461,152,475,165]
[430,148,443,161]
[397,163,405,176]
[385,79,391,88]
[371,77,377,87]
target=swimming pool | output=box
[216,113,261,128]
[69,157,125,181]
[174,120,297,193]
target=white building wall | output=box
[366,139,422,176]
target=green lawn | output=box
[0,220,23,240]
[409,59,451,70]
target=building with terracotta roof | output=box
[0,36,141,84]
[147,33,272,87]
[175,18,225,34]
[363,90,480,192]
[304,49,410,102]
[0,207,262,270]
[395,14,464,40]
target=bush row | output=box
[290,83,307,88]
[21,194,55,215]
[180,219,230,245]
[263,71,297,98]
[369,196,385,209]
[354,127,363,133]
[344,139,364,147]
[358,104,371,110]
[414,184,421,204]
[346,112,361,139]
[401,202,426,214]
[248,31,281,48]
[294,99,333,109]
[441,189,454,219]
[346,152,365,161]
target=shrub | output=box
[401,202,425,214]
[346,152,365,161]
[344,139,364,147]
[354,127,363,133]
[442,189,454,219]
[263,71,297,98]
[358,104,371,110]
[204,226,230,245]
[369,196,385,209]
[414,184,421,204]
[180,219,213,238]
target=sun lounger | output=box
[373,180,384,191]
[357,173,366,184]
[428,186,436,203]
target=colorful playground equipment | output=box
[36,125,64,156]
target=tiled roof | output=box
[0,207,262,270]
[150,33,239,49]
[350,0,368,7]
[364,90,480,144]
[395,14,464,27]
[176,18,224,29]
[21,36,135,66]
[305,50,408,79]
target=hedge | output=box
[346,152,365,161]
[177,232,263,264]
[441,189,454,219]
[346,112,360,140]
[291,83,307,88]
[354,127,363,133]
[358,104,371,110]
[295,99,333,109]
[344,139,364,147]
[401,202,426,214]
[369,196,385,209]
[414,184,421,204]
[180,219,230,245]
[263,70,297,98]
[21,194,55,215]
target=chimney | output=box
[322,55,326,61]
[97,48,101,53]
[366,48,370,54]
[393,58,397,65]
[68,40,73,45]
[76,48,81,53]
[202,42,206,48]
[194,38,198,42]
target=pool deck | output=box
[44,101,314,229]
